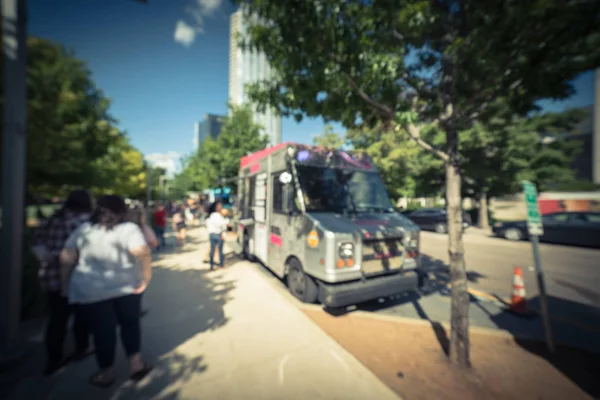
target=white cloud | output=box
[174,20,197,47]
[145,152,182,178]
[173,0,224,47]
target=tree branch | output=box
[401,122,449,162]
[343,73,394,118]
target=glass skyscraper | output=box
[229,9,282,146]
[193,114,225,151]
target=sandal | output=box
[89,371,116,388]
[130,363,153,382]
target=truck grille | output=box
[361,238,405,276]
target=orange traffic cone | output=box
[510,267,528,314]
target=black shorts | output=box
[176,222,186,231]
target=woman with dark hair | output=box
[32,189,94,375]
[205,200,229,270]
[59,195,153,387]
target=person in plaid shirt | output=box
[32,190,94,375]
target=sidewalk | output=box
[3,227,400,400]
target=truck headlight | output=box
[403,231,419,249]
[339,243,354,259]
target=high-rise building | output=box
[229,9,282,146]
[193,114,225,151]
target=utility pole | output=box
[0,0,27,359]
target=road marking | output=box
[278,355,289,385]
[329,348,351,372]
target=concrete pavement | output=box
[2,227,401,400]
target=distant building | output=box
[229,8,282,146]
[193,114,225,151]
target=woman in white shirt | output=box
[205,201,229,270]
[60,195,153,388]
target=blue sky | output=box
[29,0,595,174]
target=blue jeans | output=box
[209,233,224,269]
[153,226,166,248]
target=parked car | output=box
[492,211,600,248]
[404,208,472,234]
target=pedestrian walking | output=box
[206,200,229,270]
[172,205,187,246]
[152,203,167,249]
[60,195,153,387]
[31,190,94,375]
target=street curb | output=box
[297,304,536,341]
[448,285,600,334]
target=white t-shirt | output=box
[205,212,229,235]
[64,222,148,304]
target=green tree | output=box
[173,104,269,194]
[313,125,346,148]
[461,107,586,229]
[236,0,599,366]
[0,38,119,198]
[346,123,440,201]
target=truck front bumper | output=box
[318,270,421,308]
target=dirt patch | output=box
[303,309,600,400]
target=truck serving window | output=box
[295,165,394,213]
[272,173,284,212]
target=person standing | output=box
[60,195,153,387]
[152,203,167,249]
[32,190,94,375]
[172,205,187,246]
[205,201,229,270]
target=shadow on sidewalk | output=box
[111,265,235,399]
[1,264,235,400]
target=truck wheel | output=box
[242,232,255,262]
[286,259,318,304]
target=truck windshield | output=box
[295,165,394,213]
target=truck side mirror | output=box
[283,184,296,216]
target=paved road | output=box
[420,230,600,308]
[248,230,600,353]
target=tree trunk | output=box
[446,130,471,367]
[478,192,490,230]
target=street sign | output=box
[522,181,554,354]
[522,181,543,236]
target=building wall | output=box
[194,114,225,151]
[228,9,282,146]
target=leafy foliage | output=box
[312,125,346,148]
[235,0,599,365]
[0,38,153,200]
[172,104,269,194]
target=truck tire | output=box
[286,258,318,304]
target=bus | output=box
[232,142,424,308]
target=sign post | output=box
[522,181,554,354]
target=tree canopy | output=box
[172,104,269,195]
[0,38,153,200]
[312,125,346,149]
[235,0,600,366]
